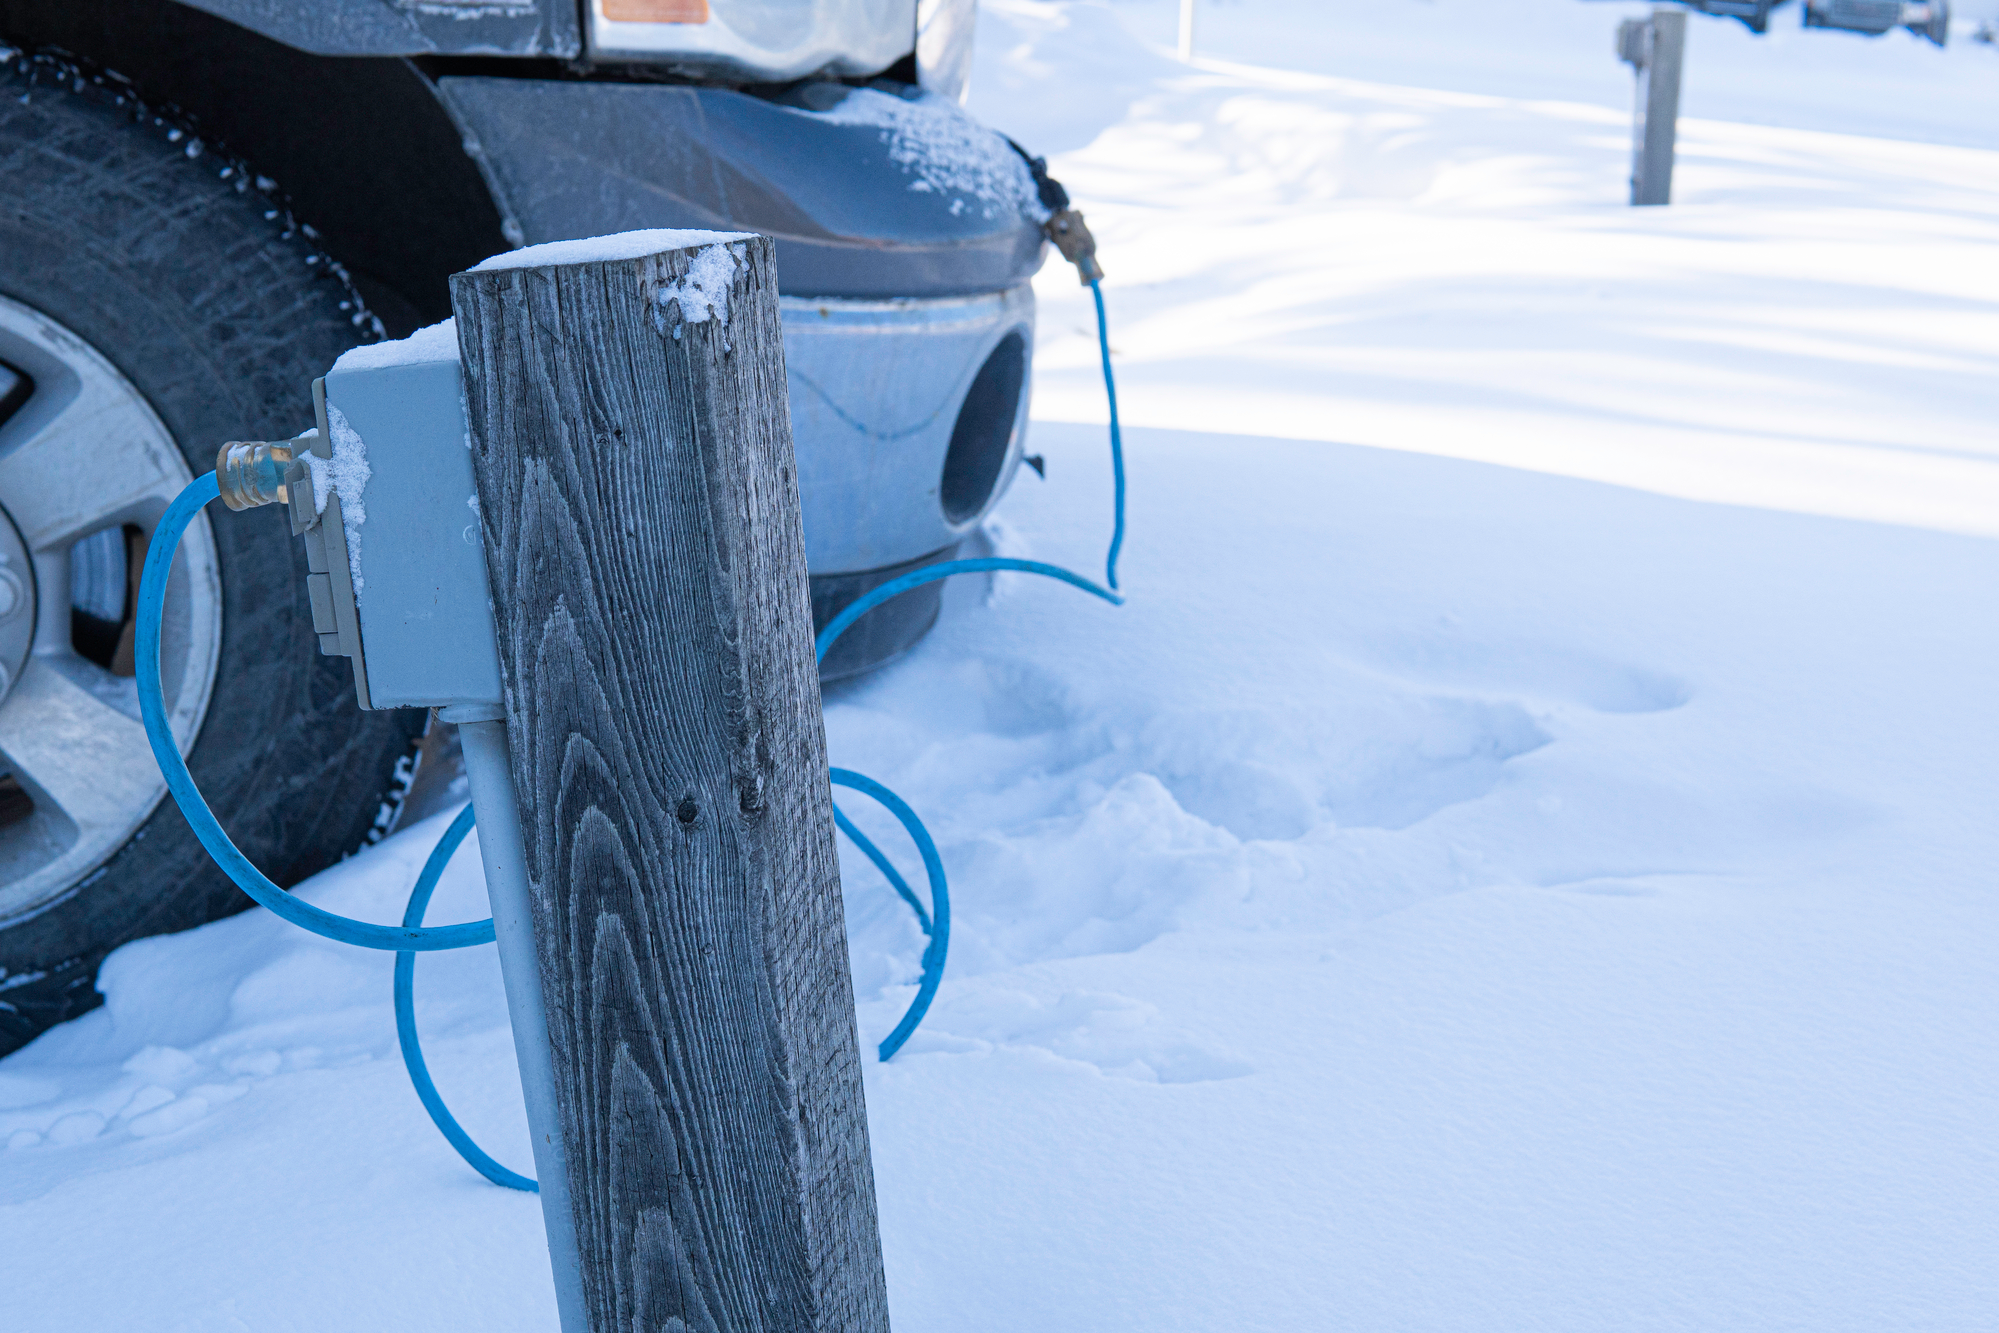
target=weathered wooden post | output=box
[449,233,891,1333]
[1618,7,1686,207]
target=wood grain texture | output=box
[450,236,890,1333]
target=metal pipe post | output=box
[445,707,589,1333]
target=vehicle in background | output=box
[1653,0,1949,42]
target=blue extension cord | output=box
[134,280,1125,1192]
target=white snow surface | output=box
[468,228,756,272]
[6,4,1999,1329]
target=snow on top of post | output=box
[469,229,758,273]
[472,229,759,331]
[328,233,760,375]
[653,240,748,330]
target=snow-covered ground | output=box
[5,3,1998,1329]
[1005,0,1999,536]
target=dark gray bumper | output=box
[438,77,1050,300]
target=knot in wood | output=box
[675,796,698,825]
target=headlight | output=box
[917,0,978,104]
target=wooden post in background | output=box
[451,234,891,1333]
[1619,7,1685,206]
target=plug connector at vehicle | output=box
[1045,209,1105,284]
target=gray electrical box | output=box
[299,350,504,713]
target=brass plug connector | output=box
[215,440,297,511]
[1045,208,1105,284]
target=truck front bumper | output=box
[436,75,1048,676]
[785,285,1034,678]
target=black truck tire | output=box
[0,53,427,1054]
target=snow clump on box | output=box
[330,318,460,373]
[303,408,372,598]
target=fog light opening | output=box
[940,330,1027,525]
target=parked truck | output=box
[0,0,1060,1051]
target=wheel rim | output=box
[0,293,222,926]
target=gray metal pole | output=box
[443,706,589,1333]
[1631,8,1686,206]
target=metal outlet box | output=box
[321,355,504,712]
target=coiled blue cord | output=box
[138,485,533,1187]
[1093,280,1126,591]
[136,278,1124,1190]
[830,769,951,1061]
[136,475,495,955]
[395,277,1125,1178]
[388,768,953,1193]
[393,801,537,1192]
